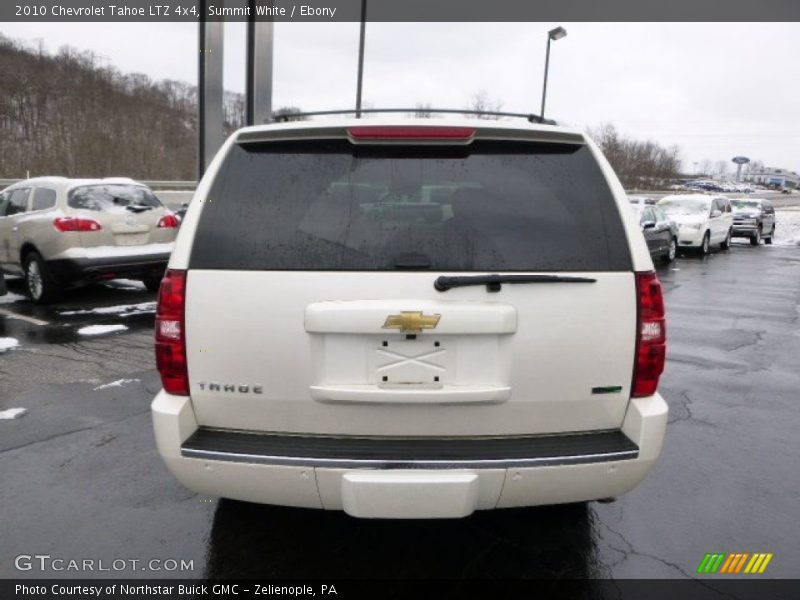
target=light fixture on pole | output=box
[540,26,567,120]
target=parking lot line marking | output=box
[0,307,49,326]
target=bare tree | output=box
[466,90,503,118]
[271,106,307,122]
[587,123,682,190]
[414,102,432,118]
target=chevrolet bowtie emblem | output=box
[382,311,441,333]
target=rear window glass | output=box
[190,139,631,272]
[731,200,760,210]
[658,197,711,216]
[68,184,162,212]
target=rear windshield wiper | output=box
[125,204,155,213]
[434,274,597,292]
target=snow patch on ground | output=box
[60,301,156,317]
[773,210,800,247]
[0,408,27,419]
[77,324,128,336]
[0,337,20,352]
[93,378,141,391]
[0,291,26,305]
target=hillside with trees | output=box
[0,35,199,179]
[0,34,255,181]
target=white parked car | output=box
[657,194,734,255]
[151,116,668,519]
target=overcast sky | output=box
[2,22,799,172]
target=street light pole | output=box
[540,26,567,120]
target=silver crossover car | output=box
[0,177,178,303]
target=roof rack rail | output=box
[270,108,556,125]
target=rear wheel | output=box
[143,275,163,293]
[23,251,62,304]
[765,224,774,244]
[662,238,677,264]
[750,226,762,246]
[700,231,711,255]
[720,228,732,250]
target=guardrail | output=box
[0,178,197,190]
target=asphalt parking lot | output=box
[1,241,799,581]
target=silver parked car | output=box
[0,177,178,303]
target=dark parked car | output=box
[634,203,678,263]
[731,198,776,245]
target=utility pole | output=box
[198,6,224,178]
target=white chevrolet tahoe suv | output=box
[152,117,668,519]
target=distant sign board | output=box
[732,156,750,164]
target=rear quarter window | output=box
[190,139,632,272]
[32,188,57,211]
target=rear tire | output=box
[750,226,762,246]
[662,238,677,264]
[765,225,774,245]
[143,275,163,293]
[720,228,732,250]
[699,231,711,255]
[23,251,62,304]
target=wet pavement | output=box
[1,242,799,580]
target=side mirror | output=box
[711,209,722,218]
[642,221,656,230]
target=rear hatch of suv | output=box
[182,124,638,437]
[66,183,176,249]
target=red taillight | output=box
[158,214,180,228]
[155,269,188,395]
[54,217,102,232]
[632,271,666,397]
[347,126,476,141]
